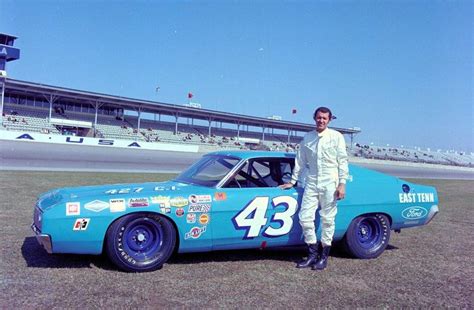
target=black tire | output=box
[343,214,390,259]
[105,213,176,272]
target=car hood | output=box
[36,180,192,211]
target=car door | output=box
[211,157,304,250]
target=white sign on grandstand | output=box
[237,137,260,144]
[50,118,93,128]
[267,115,282,120]
[186,102,201,109]
[0,130,199,153]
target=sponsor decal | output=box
[399,192,435,203]
[150,196,171,207]
[214,192,227,201]
[73,218,90,231]
[402,184,410,193]
[109,198,126,212]
[128,198,150,207]
[189,194,212,204]
[402,206,428,220]
[160,207,171,214]
[176,208,185,217]
[105,188,143,195]
[84,200,109,212]
[186,213,196,224]
[185,226,207,239]
[403,220,420,225]
[188,204,211,213]
[199,214,210,225]
[66,202,80,216]
[170,196,188,207]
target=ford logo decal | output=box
[402,206,428,220]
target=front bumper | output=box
[31,223,52,254]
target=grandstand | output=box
[350,143,473,167]
[1,80,472,168]
[1,79,359,152]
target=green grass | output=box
[0,171,472,308]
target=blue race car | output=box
[32,150,439,272]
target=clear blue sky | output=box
[1,0,472,152]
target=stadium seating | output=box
[2,101,472,167]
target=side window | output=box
[250,161,271,180]
[223,158,294,188]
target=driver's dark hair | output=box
[313,107,332,120]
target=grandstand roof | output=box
[5,78,361,135]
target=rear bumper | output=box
[31,223,52,254]
[425,205,439,225]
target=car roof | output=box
[207,150,296,160]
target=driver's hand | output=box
[279,183,294,190]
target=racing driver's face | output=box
[314,111,330,133]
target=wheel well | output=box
[354,212,393,227]
[101,211,180,255]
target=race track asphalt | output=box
[1,139,473,180]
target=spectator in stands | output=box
[279,107,349,271]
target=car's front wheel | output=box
[105,213,176,272]
[343,213,390,259]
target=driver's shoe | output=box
[296,243,319,268]
[312,245,331,270]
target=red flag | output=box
[292,108,297,114]
[188,92,193,99]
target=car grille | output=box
[33,206,42,232]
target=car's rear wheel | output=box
[343,213,390,259]
[105,213,176,272]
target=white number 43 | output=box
[232,196,297,239]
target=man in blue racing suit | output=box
[280,107,349,270]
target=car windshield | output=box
[174,154,241,187]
